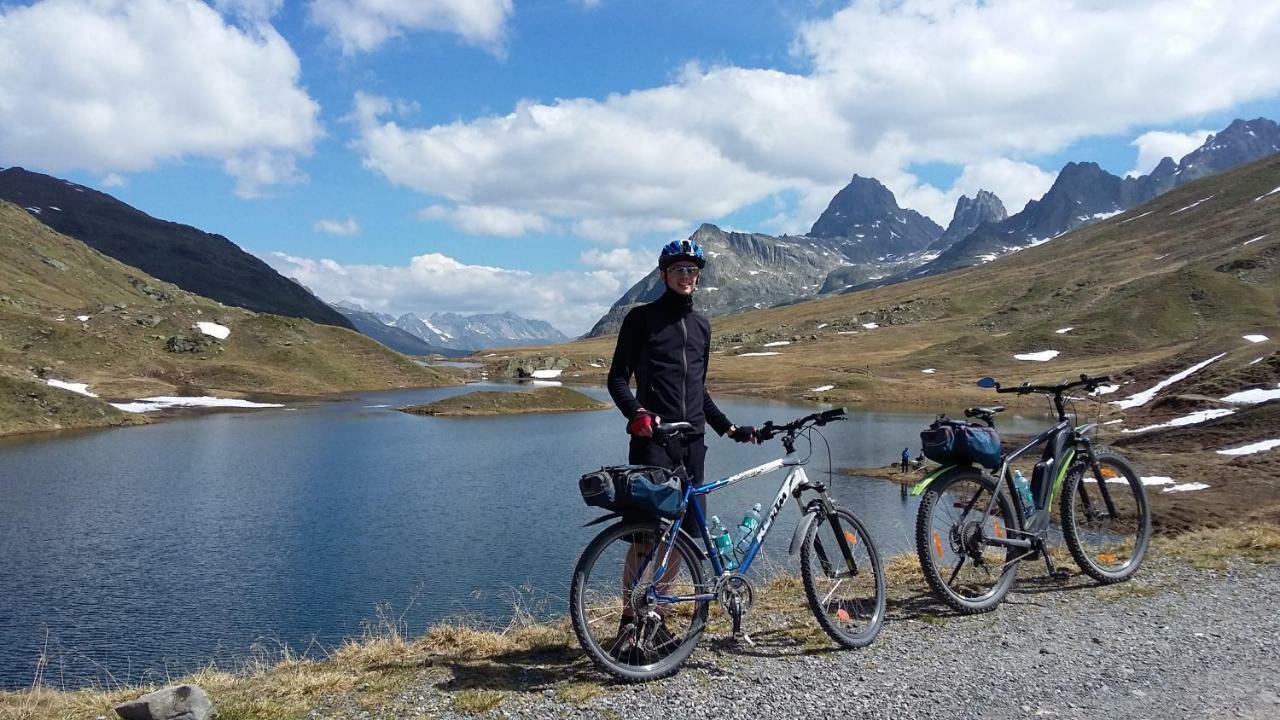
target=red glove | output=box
[627,410,659,437]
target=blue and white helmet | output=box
[658,239,706,270]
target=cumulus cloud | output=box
[418,204,548,237]
[0,0,320,196]
[308,0,513,55]
[1127,129,1214,177]
[100,173,127,188]
[313,217,361,236]
[213,0,284,22]
[352,0,1280,229]
[897,158,1059,222]
[579,247,653,278]
[267,251,631,335]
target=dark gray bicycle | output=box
[911,374,1152,613]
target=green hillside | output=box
[0,203,456,436]
[500,153,1279,405]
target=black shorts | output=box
[629,434,707,529]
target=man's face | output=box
[662,261,700,296]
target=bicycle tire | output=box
[569,520,708,682]
[799,506,886,648]
[1060,447,1151,583]
[915,469,1020,614]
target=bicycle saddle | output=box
[654,421,696,437]
[964,405,1006,418]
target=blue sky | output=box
[2,0,1279,334]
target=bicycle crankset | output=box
[715,573,756,643]
[715,573,756,613]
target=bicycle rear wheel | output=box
[799,506,885,648]
[915,470,1020,613]
[569,520,708,682]
[1060,448,1151,583]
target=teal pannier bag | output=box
[578,465,685,519]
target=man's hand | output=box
[729,425,759,444]
[627,410,659,437]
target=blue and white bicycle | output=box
[569,408,886,682]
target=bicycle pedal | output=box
[1049,568,1071,580]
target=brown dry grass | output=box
[4,523,1277,719]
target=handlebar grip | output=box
[818,407,846,422]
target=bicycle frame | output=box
[646,448,814,604]
[978,420,1119,556]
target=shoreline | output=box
[3,524,1276,716]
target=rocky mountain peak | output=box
[808,175,904,237]
[1175,117,1280,184]
[932,190,1008,251]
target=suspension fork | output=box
[811,492,861,577]
[1079,440,1120,519]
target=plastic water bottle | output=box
[734,503,762,555]
[710,516,738,570]
[1012,470,1034,513]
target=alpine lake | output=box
[0,383,1050,689]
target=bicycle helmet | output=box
[658,239,706,270]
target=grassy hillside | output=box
[491,154,1279,410]
[0,203,456,435]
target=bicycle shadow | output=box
[419,575,1107,695]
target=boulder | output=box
[114,684,213,720]
[165,335,215,353]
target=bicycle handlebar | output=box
[994,373,1112,396]
[756,407,846,442]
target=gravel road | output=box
[319,560,1280,720]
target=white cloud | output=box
[100,173,127,188]
[352,0,1280,230]
[313,217,361,236]
[214,0,284,22]
[308,0,513,55]
[418,204,548,237]
[579,247,653,279]
[896,158,1058,223]
[0,0,320,196]
[223,149,307,199]
[1127,129,1213,177]
[267,251,631,335]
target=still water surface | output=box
[0,384,1047,689]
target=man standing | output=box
[901,447,911,474]
[605,238,757,660]
[608,238,758,493]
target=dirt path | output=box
[310,557,1280,719]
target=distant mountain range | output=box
[0,167,354,331]
[587,117,1280,336]
[332,302,568,352]
[903,118,1280,279]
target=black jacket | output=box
[607,289,732,436]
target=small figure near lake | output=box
[901,446,911,473]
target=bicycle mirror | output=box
[976,377,999,389]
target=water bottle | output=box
[1012,469,1034,513]
[734,503,762,554]
[710,515,738,570]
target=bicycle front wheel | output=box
[915,470,1020,613]
[1060,448,1151,583]
[799,506,885,648]
[569,520,709,682]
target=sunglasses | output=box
[666,266,701,277]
